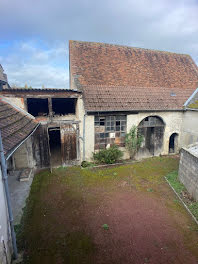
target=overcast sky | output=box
[0,0,198,88]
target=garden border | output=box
[165,176,198,225]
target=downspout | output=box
[0,130,18,260]
[83,113,87,161]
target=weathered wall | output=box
[84,111,183,161]
[0,169,12,264]
[12,137,35,169]
[181,110,198,147]
[127,111,183,159]
[179,145,198,201]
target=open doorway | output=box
[169,133,178,154]
[48,127,62,167]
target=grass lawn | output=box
[17,156,198,264]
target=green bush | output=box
[125,125,143,159]
[93,145,123,164]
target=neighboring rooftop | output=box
[70,40,198,89]
[184,88,198,110]
[70,40,198,111]
[0,97,38,158]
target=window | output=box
[94,115,127,149]
[27,98,49,117]
[52,98,76,115]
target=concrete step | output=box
[18,168,33,182]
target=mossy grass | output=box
[166,171,198,222]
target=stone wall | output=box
[84,111,183,161]
[179,144,198,201]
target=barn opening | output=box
[48,127,62,167]
[169,133,178,153]
[27,98,49,117]
[51,98,76,115]
[138,116,165,157]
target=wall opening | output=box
[27,98,49,117]
[138,116,165,157]
[52,98,76,115]
[48,127,62,167]
[169,133,178,153]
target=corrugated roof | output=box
[3,87,81,93]
[0,97,38,157]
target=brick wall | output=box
[179,145,198,201]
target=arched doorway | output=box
[138,116,165,157]
[169,133,178,154]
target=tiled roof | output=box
[83,85,196,112]
[0,97,38,157]
[70,40,198,111]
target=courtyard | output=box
[18,156,198,264]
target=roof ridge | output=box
[70,40,192,57]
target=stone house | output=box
[0,96,38,264]
[1,40,198,165]
[69,40,198,160]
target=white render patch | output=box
[185,143,198,158]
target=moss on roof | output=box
[188,100,198,109]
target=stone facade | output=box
[179,144,198,201]
[84,111,183,161]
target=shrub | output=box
[125,125,143,159]
[93,145,123,164]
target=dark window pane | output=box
[116,121,120,126]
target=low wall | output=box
[179,144,198,201]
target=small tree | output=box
[125,125,143,159]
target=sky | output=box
[0,0,198,88]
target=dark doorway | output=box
[169,133,178,154]
[138,116,165,157]
[48,127,62,167]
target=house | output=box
[69,40,198,160]
[0,96,38,264]
[1,87,84,168]
[1,40,198,165]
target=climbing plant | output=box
[125,125,143,159]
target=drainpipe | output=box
[83,113,87,161]
[0,130,18,260]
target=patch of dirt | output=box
[84,191,198,264]
[19,157,198,264]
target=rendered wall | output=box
[181,110,198,147]
[179,145,198,201]
[0,169,12,264]
[84,111,183,161]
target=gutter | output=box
[6,123,40,161]
[82,113,87,161]
[0,130,18,260]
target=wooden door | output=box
[61,124,77,164]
